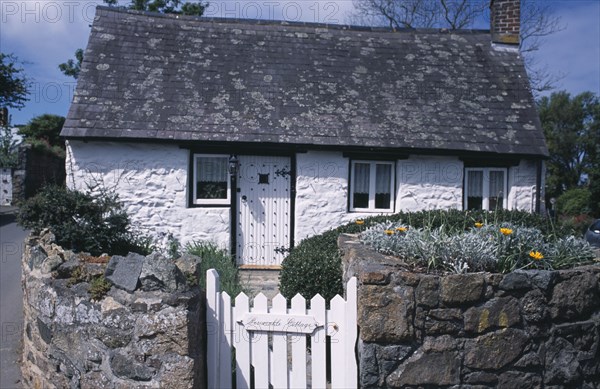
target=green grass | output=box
[185,241,244,297]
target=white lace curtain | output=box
[197,157,227,183]
[354,163,391,195]
[375,164,391,194]
[489,171,505,197]
[468,170,483,197]
[354,163,370,194]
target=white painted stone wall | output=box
[295,151,362,242]
[396,156,463,212]
[0,168,12,206]
[65,141,230,250]
[66,141,542,253]
[508,159,542,212]
[294,153,465,242]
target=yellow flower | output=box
[474,222,483,228]
[529,251,544,260]
[396,227,408,232]
[384,229,395,236]
[355,219,365,225]
[500,228,513,236]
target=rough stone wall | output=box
[396,156,463,212]
[65,140,230,249]
[21,232,206,388]
[0,167,12,205]
[340,235,600,388]
[508,159,540,212]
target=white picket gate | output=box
[206,269,357,389]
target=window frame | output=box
[349,160,395,213]
[464,167,508,211]
[192,154,231,206]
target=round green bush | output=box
[17,185,152,256]
[556,188,592,216]
[279,229,344,302]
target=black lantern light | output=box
[228,155,239,177]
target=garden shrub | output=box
[279,229,344,302]
[559,213,595,236]
[17,185,153,256]
[279,209,592,301]
[556,188,592,216]
[185,241,243,297]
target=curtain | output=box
[353,163,370,194]
[375,164,391,209]
[467,171,483,197]
[197,157,227,183]
[489,171,505,197]
[375,164,391,194]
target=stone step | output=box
[239,269,281,300]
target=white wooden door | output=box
[236,155,291,266]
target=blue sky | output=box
[1,0,599,126]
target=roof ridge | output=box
[95,5,490,34]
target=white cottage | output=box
[62,0,548,268]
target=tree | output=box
[0,126,19,168]
[538,91,600,214]
[0,53,30,110]
[351,0,563,94]
[103,0,207,15]
[59,49,84,79]
[18,114,66,156]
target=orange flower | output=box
[396,227,408,232]
[384,229,394,236]
[355,219,365,225]
[500,228,513,236]
[474,222,483,228]
[529,251,544,260]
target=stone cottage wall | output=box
[508,159,544,212]
[340,235,600,388]
[21,232,206,388]
[65,140,230,249]
[396,155,464,212]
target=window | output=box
[464,168,507,210]
[350,161,395,212]
[193,154,230,205]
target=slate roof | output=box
[61,6,548,157]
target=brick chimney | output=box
[490,0,520,46]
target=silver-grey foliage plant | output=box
[360,221,595,273]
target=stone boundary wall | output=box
[12,143,66,204]
[21,231,206,388]
[340,234,600,388]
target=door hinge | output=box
[274,246,292,255]
[275,168,291,178]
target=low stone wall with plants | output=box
[21,230,206,388]
[340,234,600,388]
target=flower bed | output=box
[360,221,596,273]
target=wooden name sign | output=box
[239,313,322,334]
